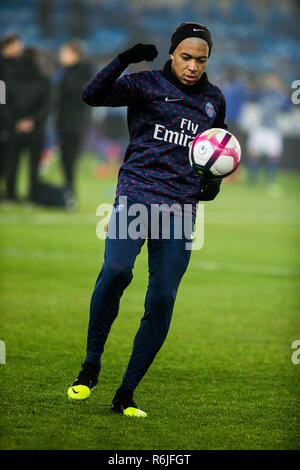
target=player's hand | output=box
[198,178,221,201]
[118,44,158,66]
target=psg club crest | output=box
[205,101,216,118]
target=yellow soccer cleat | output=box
[67,362,100,401]
[111,389,148,418]
[67,384,91,400]
[123,407,147,418]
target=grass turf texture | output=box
[0,154,299,450]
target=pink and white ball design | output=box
[189,128,241,178]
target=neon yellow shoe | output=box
[123,407,147,418]
[67,384,92,400]
[67,362,100,401]
[111,390,147,418]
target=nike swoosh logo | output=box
[165,97,181,102]
[193,28,204,31]
[72,388,79,394]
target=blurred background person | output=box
[223,67,248,142]
[5,45,50,202]
[0,33,23,199]
[246,73,291,188]
[222,67,249,182]
[54,39,93,198]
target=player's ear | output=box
[170,53,174,60]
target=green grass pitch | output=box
[0,154,299,450]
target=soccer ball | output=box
[189,128,241,178]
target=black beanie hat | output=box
[169,22,213,57]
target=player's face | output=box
[170,39,209,86]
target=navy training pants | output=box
[85,197,193,392]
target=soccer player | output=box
[67,23,227,418]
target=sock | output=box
[84,350,101,370]
[115,385,134,396]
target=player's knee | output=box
[158,289,177,309]
[104,260,133,286]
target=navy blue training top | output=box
[82,57,227,219]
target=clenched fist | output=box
[118,44,158,66]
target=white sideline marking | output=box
[192,260,299,277]
[0,214,97,225]
[0,340,6,364]
[0,247,94,262]
[0,212,300,225]
[0,247,299,277]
